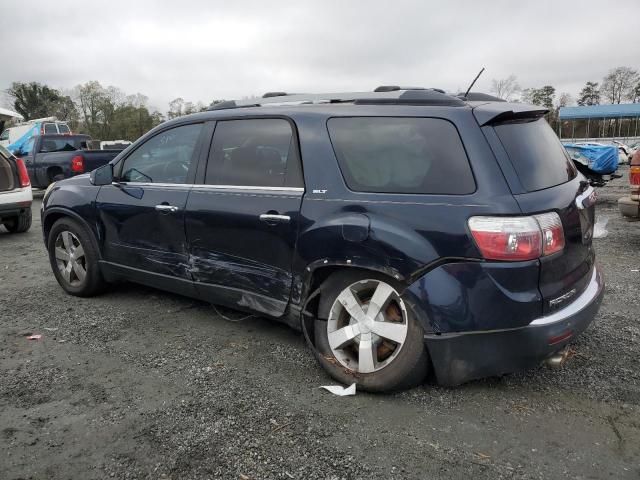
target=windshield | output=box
[494,117,576,192]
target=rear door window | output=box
[205,119,303,188]
[327,117,475,194]
[39,137,87,152]
[43,123,57,134]
[493,117,576,192]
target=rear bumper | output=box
[425,265,604,386]
[0,188,33,220]
[618,196,639,218]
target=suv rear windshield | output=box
[327,117,475,195]
[494,117,576,192]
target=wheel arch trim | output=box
[42,207,103,259]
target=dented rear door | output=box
[185,118,304,317]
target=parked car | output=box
[13,134,121,188]
[0,117,71,150]
[618,149,640,219]
[41,88,604,391]
[0,144,32,233]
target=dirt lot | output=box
[1,172,639,480]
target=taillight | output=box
[70,155,84,173]
[15,158,31,187]
[468,212,565,261]
[630,166,640,186]
[534,212,565,255]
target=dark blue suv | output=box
[41,88,604,391]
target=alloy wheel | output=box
[54,231,87,286]
[327,279,408,374]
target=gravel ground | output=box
[1,171,639,480]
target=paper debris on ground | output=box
[593,216,609,239]
[320,383,356,396]
[27,334,42,340]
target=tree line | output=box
[4,80,228,142]
[4,65,640,142]
[5,81,169,141]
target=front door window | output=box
[120,124,203,184]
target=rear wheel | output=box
[4,209,32,233]
[314,271,429,392]
[47,217,106,296]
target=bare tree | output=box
[557,92,573,108]
[601,67,639,104]
[167,98,184,119]
[73,81,107,133]
[629,82,640,103]
[183,101,196,115]
[125,93,149,108]
[490,75,521,101]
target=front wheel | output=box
[47,217,106,296]
[314,271,429,392]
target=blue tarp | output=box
[7,123,40,154]
[563,143,618,175]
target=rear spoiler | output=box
[472,102,549,126]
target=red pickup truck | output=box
[619,150,640,218]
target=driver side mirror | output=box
[90,163,114,186]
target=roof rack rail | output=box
[357,89,465,107]
[375,85,432,92]
[207,89,467,110]
[208,100,260,111]
[262,92,289,98]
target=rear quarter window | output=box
[327,117,475,195]
[493,117,576,192]
[43,123,58,134]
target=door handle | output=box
[259,213,290,224]
[155,204,179,213]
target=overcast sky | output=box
[1,0,639,113]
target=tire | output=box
[4,209,32,233]
[314,270,429,392]
[47,217,106,297]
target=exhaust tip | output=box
[544,346,571,369]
